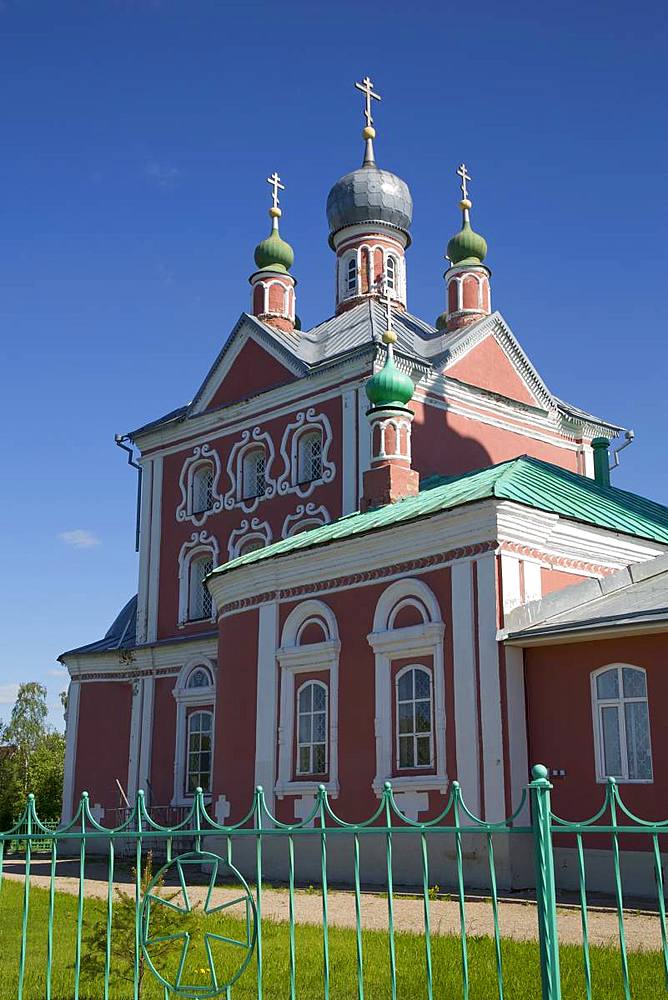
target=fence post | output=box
[530,763,561,1000]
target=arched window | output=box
[187,666,212,689]
[396,666,433,769]
[386,255,397,291]
[592,665,652,781]
[186,710,213,794]
[242,447,266,500]
[346,255,357,296]
[190,462,215,516]
[237,535,266,557]
[297,429,323,485]
[188,554,213,621]
[297,681,328,775]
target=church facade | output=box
[59,80,668,855]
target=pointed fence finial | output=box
[355,75,381,165]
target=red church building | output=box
[59,79,668,885]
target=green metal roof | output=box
[211,456,668,578]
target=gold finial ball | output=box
[269,206,282,219]
[362,126,376,140]
[382,328,398,345]
[459,198,472,210]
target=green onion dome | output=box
[254,211,294,273]
[366,350,414,409]
[447,218,487,266]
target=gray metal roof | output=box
[59,595,138,660]
[504,554,668,643]
[326,164,413,245]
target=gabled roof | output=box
[59,595,138,660]
[211,457,668,579]
[504,553,668,643]
[127,303,624,441]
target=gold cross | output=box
[266,172,285,211]
[456,163,471,201]
[355,76,381,129]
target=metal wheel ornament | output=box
[140,851,257,998]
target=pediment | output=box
[440,313,555,410]
[189,314,307,415]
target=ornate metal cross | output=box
[457,163,471,201]
[355,76,381,129]
[266,172,285,211]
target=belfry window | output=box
[297,429,323,485]
[296,680,328,775]
[592,665,652,781]
[242,447,266,500]
[190,462,215,516]
[386,255,397,291]
[188,555,213,621]
[396,666,433,769]
[346,256,357,296]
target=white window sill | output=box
[275,780,340,800]
[372,774,449,797]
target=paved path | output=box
[1,859,664,952]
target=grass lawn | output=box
[0,876,667,998]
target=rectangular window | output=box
[594,665,653,782]
[296,682,328,775]
[186,711,213,794]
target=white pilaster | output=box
[451,560,481,817]
[357,387,371,503]
[500,553,522,615]
[476,554,506,822]
[137,674,155,800]
[254,602,279,817]
[61,679,81,824]
[342,388,358,515]
[505,645,530,822]
[523,560,542,604]
[146,454,163,643]
[135,458,154,645]
[126,680,143,804]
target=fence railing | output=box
[0,764,667,999]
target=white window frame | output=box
[176,445,223,527]
[591,664,653,784]
[177,532,219,628]
[386,254,397,291]
[296,428,323,486]
[189,461,215,517]
[228,518,272,560]
[395,664,434,770]
[172,658,216,806]
[346,254,357,296]
[276,600,340,798]
[185,709,214,795]
[223,428,276,514]
[368,578,447,797]
[188,554,213,621]
[241,446,266,501]
[296,679,329,776]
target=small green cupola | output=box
[436,163,493,333]
[249,172,298,333]
[365,300,414,410]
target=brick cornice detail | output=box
[217,540,497,617]
[499,540,617,576]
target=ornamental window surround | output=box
[276,599,340,798]
[276,410,335,500]
[177,445,223,527]
[190,461,215,516]
[172,659,216,806]
[177,532,219,627]
[296,680,328,776]
[368,578,447,798]
[591,665,653,783]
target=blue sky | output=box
[1,0,666,728]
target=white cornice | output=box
[61,636,218,679]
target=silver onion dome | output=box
[326,163,413,247]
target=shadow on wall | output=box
[410,402,492,480]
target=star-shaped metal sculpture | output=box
[141,851,257,998]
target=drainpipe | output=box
[610,429,635,473]
[115,434,142,552]
[591,437,611,487]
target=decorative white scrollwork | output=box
[276,408,336,499]
[227,518,273,560]
[223,427,276,514]
[176,444,224,527]
[281,503,331,539]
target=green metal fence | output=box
[0,764,667,999]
